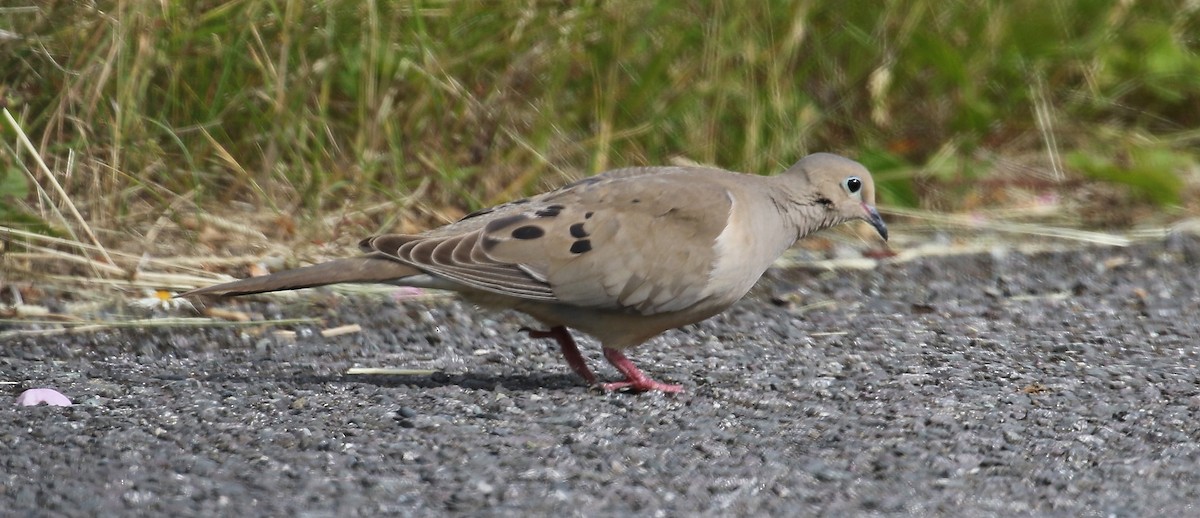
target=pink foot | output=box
[521,326,598,385]
[600,347,683,393]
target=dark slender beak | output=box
[863,204,888,242]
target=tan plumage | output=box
[183,152,888,393]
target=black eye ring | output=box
[844,176,862,194]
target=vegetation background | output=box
[1,1,1198,292]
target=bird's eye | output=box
[842,176,863,197]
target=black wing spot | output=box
[484,214,529,233]
[535,204,565,218]
[585,211,594,219]
[511,198,531,205]
[511,225,545,239]
[569,222,589,238]
[570,239,592,254]
[631,198,641,204]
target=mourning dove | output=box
[183,153,888,393]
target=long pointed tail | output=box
[180,254,421,297]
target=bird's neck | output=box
[768,178,837,241]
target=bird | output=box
[182,152,888,393]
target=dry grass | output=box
[1,0,1199,312]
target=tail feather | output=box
[181,255,422,297]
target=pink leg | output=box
[522,326,598,384]
[601,347,683,393]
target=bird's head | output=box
[785,153,888,242]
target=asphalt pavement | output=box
[3,232,1200,516]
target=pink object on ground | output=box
[15,388,73,407]
[390,287,425,300]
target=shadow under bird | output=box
[182,152,888,393]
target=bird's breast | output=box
[701,194,796,306]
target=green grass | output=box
[2,0,1198,241]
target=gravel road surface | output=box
[4,232,1200,516]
